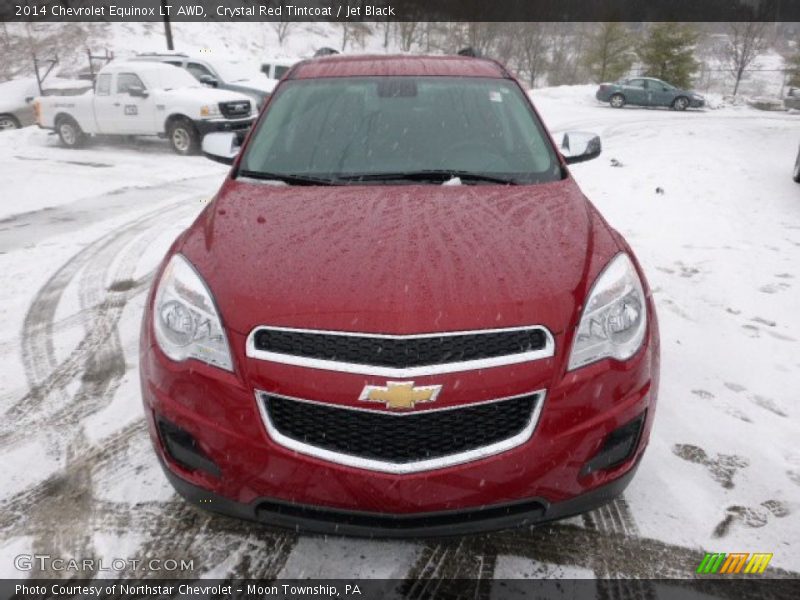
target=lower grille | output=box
[219,100,251,119]
[259,391,543,473]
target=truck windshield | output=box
[239,77,561,185]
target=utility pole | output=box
[161,0,174,50]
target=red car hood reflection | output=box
[179,177,599,336]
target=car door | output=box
[113,72,153,134]
[92,72,120,133]
[623,79,647,105]
[649,79,674,106]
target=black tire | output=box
[793,149,800,183]
[56,116,87,148]
[0,114,21,131]
[609,93,626,109]
[672,96,689,111]
[167,118,200,155]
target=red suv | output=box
[140,54,659,536]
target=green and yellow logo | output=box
[697,552,773,574]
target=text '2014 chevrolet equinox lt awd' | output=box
[140,54,660,537]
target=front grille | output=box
[252,328,548,369]
[263,393,539,465]
[219,100,251,119]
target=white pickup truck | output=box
[35,61,256,154]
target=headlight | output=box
[153,254,233,371]
[200,104,221,118]
[568,253,647,370]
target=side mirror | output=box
[199,74,219,88]
[560,131,602,165]
[202,132,241,165]
[662,87,669,92]
[128,86,148,98]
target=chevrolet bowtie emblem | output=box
[359,381,442,410]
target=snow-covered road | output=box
[1,89,798,587]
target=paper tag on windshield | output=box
[489,91,503,103]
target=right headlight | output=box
[567,253,647,370]
[152,254,233,371]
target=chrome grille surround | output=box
[245,325,555,377]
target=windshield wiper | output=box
[336,170,519,185]
[237,170,338,186]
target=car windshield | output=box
[213,59,258,82]
[239,76,561,185]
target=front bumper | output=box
[140,309,659,535]
[194,116,255,135]
[159,453,642,537]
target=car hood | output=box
[157,86,255,105]
[179,178,606,336]
[227,78,277,94]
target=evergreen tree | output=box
[638,23,699,88]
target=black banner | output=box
[2,0,800,23]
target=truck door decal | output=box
[124,105,138,116]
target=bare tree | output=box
[515,23,549,87]
[723,21,770,96]
[396,21,419,51]
[582,22,635,83]
[271,19,293,46]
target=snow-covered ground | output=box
[0,85,799,585]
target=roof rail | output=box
[457,47,482,58]
[314,47,339,57]
[136,51,188,57]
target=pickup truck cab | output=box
[132,52,274,110]
[35,61,256,154]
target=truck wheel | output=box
[56,116,86,148]
[0,114,20,130]
[610,94,625,108]
[168,119,200,155]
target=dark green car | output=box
[596,77,705,110]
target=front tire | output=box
[672,96,689,111]
[168,118,200,155]
[793,150,800,183]
[0,114,20,131]
[56,116,86,148]
[610,94,626,109]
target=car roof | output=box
[288,54,510,80]
[102,61,184,74]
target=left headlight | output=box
[153,254,233,371]
[567,253,647,371]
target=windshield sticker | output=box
[489,91,503,103]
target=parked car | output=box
[132,52,273,109]
[35,61,255,154]
[785,87,800,111]
[0,77,91,131]
[793,143,800,183]
[260,58,297,81]
[596,77,705,110]
[141,53,659,536]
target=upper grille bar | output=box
[245,325,555,377]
